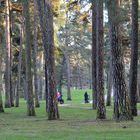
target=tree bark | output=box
[45,0,59,120]
[92,0,97,109]
[106,61,113,106]
[64,53,72,100]
[36,0,49,112]
[5,0,11,108]
[96,0,106,119]
[0,36,4,112]
[37,0,59,119]
[107,0,133,121]
[129,0,138,116]
[33,0,40,108]
[15,24,23,107]
[9,9,14,107]
[24,0,35,116]
[58,55,65,94]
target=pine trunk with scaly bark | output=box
[96,0,106,119]
[15,24,23,107]
[129,0,138,116]
[92,0,97,110]
[33,0,40,108]
[37,0,59,119]
[5,0,11,108]
[107,0,133,121]
[24,0,35,116]
[45,0,59,120]
[36,0,49,112]
[0,36,4,112]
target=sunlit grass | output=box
[0,89,140,140]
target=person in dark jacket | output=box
[84,92,89,103]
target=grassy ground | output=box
[0,89,140,140]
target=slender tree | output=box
[64,52,72,100]
[96,0,106,119]
[36,0,49,112]
[106,59,113,106]
[44,0,59,120]
[24,0,35,116]
[65,11,72,100]
[107,0,133,121]
[92,0,97,109]
[9,8,14,107]
[0,35,4,112]
[15,23,23,107]
[129,0,139,116]
[33,0,40,108]
[37,0,59,119]
[5,0,11,108]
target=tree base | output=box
[5,104,11,108]
[67,98,72,101]
[35,104,40,108]
[0,107,4,113]
[27,109,36,116]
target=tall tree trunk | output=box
[107,0,133,121]
[33,0,40,108]
[64,11,72,100]
[92,0,97,109]
[37,0,59,119]
[58,55,65,94]
[9,8,14,107]
[137,68,140,102]
[22,76,27,100]
[24,0,35,116]
[64,53,72,100]
[77,65,82,90]
[38,76,43,100]
[5,0,11,108]
[106,55,112,106]
[96,0,106,119]
[129,0,138,116]
[15,24,23,107]
[0,36,4,112]
[38,53,43,100]
[36,0,49,112]
[44,0,59,120]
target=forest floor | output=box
[0,89,140,140]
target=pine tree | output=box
[129,0,139,116]
[24,0,35,116]
[96,0,106,119]
[107,0,133,121]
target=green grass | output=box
[0,89,140,140]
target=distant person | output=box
[57,91,64,104]
[84,91,89,103]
